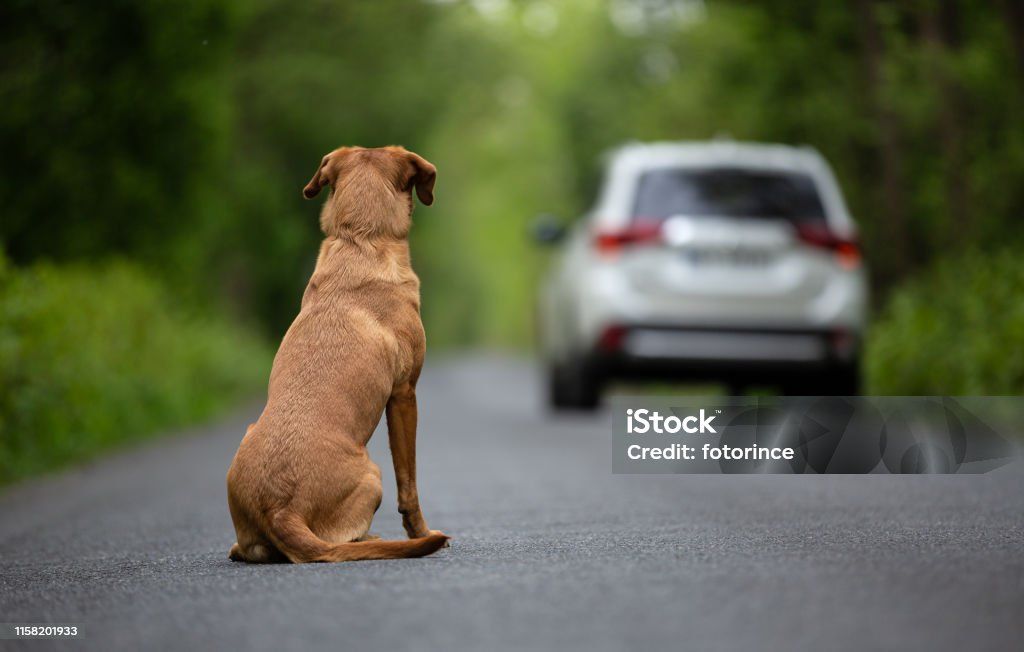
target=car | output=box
[534,141,868,409]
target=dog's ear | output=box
[303,153,334,199]
[405,151,436,206]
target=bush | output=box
[0,256,270,484]
[867,250,1024,395]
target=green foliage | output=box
[0,256,270,484]
[867,250,1024,395]
[4,0,1022,352]
[0,0,239,279]
[2,0,1023,418]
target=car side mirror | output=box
[531,214,566,245]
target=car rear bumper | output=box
[624,328,829,362]
[588,325,858,383]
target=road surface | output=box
[1,355,1022,650]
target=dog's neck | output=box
[311,177,419,289]
[313,231,417,291]
[324,229,412,259]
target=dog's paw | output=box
[428,530,451,548]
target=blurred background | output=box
[2,0,1023,483]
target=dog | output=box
[226,145,448,563]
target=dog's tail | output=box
[268,510,448,563]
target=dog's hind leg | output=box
[319,467,384,545]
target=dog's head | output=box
[303,146,436,237]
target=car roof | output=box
[606,140,828,172]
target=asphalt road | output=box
[1,355,1022,651]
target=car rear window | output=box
[632,167,827,223]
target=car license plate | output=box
[684,248,774,267]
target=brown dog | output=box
[226,145,448,563]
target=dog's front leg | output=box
[386,385,435,539]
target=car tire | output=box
[784,363,861,396]
[726,381,747,397]
[548,356,602,411]
[824,362,861,396]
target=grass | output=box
[0,256,271,484]
[866,249,1024,395]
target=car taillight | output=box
[795,223,861,270]
[593,222,662,256]
[829,328,858,361]
[597,325,628,352]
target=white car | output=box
[535,141,868,409]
